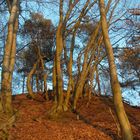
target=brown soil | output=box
[8,93,140,140]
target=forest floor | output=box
[8,93,140,140]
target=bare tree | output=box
[99,0,133,139]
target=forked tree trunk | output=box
[73,45,102,109]
[73,20,102,110]
[1,0,19,115]
[99,0,133,139]
[73,69,89,109]
[35,46,48,98]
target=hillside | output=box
[8,93,140,140]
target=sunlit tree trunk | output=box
[73,61,89,109]
[55,23,64,112]
[1,0,19,115]
[63,31,76,111]
[0,97,3,112]
[73,24,102,109]
[27,61,38,99]
[99,0,133,139]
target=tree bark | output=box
[73,35,103,109]
[96,67,101,96]
[0,96,3,112]
[53,59,57,103]
[27,61,38,99]
[99,0,133,139]
[63,31,76,111]
[1,0,19,115]
[36,74,39,93]
[43,73,48,100]
[55,23,64,112]
[22,74,25,94]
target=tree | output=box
[99,0,133,139]
[51,0,98,114]
[0,0,20,115]
[119,47,140,87]
[119,8,140,89]
[17,13,55,98]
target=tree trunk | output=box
[36,74,39,93]
[40,79,43,92]
[55,23,64,112]
[53,59,57,103]
[0,96,3,112]
[99,0,133,139]
[27,61,38,99]
[87,67,96,106]
[43,73,48,100]
[96,67,101,96]
[63,31,76,111]
[73,70,88,110]
[22,74,25,94]
[1,0,19,115]
[31,76,34,92]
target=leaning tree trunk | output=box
[73,20,102,110]
[1,0,19,115]
[27,61,38,99]
[99,0,133,139]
